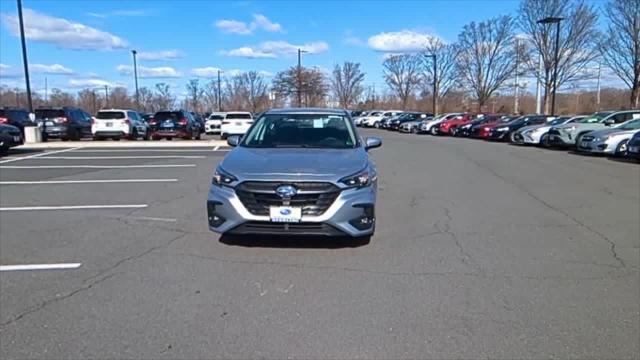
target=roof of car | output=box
[265,108,349,115]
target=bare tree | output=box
[185,79,204,112]
[598,0,640,108]
[457,15,518,111]
[224,74,248,110]
[240,71,269,113]
[419,38,461,114]
[137,87,154,113]
[109,87,133,109]
[203,79,220,112]
[48,88,76,107]
[519,0,599,113]
[331,62,366,108]
[272,66,329,107]
[154,83,175,110]
[382,54,422,110]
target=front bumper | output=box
[0,133,23,149]
[205,123,221,133]
[548,129,576,146]
[207,183,376,237]
[577,139,615,154]
[627,144,640,159]
[487,130,509,140]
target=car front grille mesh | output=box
[235,181,341,216]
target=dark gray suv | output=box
[207,108,382,239]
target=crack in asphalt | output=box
[457,151,628,269]
[433,204,485,275]
[0,232,188,328]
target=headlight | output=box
[212,167,237,187]
[563,126,576,131]
[340,168,376,188]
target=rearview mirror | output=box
[365,137,382,150]
[604,119,615,126]
[227,135,240,147]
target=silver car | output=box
[577,119,640,156]
[207,108,381,239]
[513,115,584,146]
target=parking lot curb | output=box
[16,140,228,149]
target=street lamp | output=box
[297,48,308,107]
[131,50,139,109]
[217,69,222,111]
[104,85,109,107]
[537,16,564,116]
[16,0,32,113]
[424,54,437,116]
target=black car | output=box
[148,110,201,140]
[388,112,428,131]
[0,123,23,154]
[626,131,640,162]
[190,112,205,134]
[350,110,365,118]
[0,107,35,136]
[487,115,553,141]
[455,115,501,137]
[35,107,92,141]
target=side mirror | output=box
[604,119,615,126]
[227,135,240,147]
[365,137,382,150]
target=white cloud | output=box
[86,12,107,18]
[215,14,283,35]
[0,63,21,78]
[191,67,222,77]
[1,9,128,51]
[30,63,74,75]
[137,50,183,61]
[222,40,329,58]
[215,19,252,35]
[68,78,123,89]
[368,30,439,52]
[116,65,181,78]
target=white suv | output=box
[92,109,149,140]
[205,112,225,135]
[363,110,403,127]
[220,111,253,139]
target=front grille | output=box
[236,181,340,216]
[548,129,561,135]
[229,221,346,236]
[581,135,595,142]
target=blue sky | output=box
[0,0,614,98]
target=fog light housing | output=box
[207,200,225,227]
[349,204,375,230]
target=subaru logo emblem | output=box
[275,185,297,198]
[280,208,292,215]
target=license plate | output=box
[162,122,174,128]
[106,122,113,127]
[235,121,242,126]
[269,206,302,223]
[13,136,21,142]
[45,121,54,126]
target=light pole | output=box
[17,0,32,112]
[537,16,564,116]
[217,69,222,111]
[424,54,437,116]
[514,38,520,114]
[297,48,308,107]
[131,50,139,109]
[104,85,109,107]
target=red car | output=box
[438,113,477,135]
[470,116,516,138]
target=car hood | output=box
[220,146,369,181]
[588,127,638,138]
[518,124,546,133]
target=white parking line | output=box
[41,155,206,159]
[0,179,179,185]
[213,145,220,151]
[0,263,82,272]
[0,164,196,169]
[129,216,177,222]
[0,147,80,164]
[0,204,148,211]
[73,149,227,152]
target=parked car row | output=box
[354,109,640,161]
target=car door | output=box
[81,111,93,136]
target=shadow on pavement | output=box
[607,156,640,164]
[220,234,371,249]
[0,148,45,158]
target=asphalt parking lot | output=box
[0,129,638,358]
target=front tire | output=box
[374,122,380,129]
[539,133,550,147]
[430,126,438,135]
[411,127,418,134]
[615,139,629,157]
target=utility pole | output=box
[297,48,308,107]
[131,50,139,109]
[514,38,520,114]
[537,17,564,116]
[425,54,437,116]
[17,0,33,112]
[217,69,222,111]
[44,77,48,104]
[596,61,602,110]
[535,54,542,114]
[92,89,96,114]
[104,85,109,107]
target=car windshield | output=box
[35,109,65,119]
[370,112,382,116]
[226,113,252,119]
[96,111,125,119]
[154,112,181,121]
[579,112,614,123]
[619,119,640,130]
[208,115,224,120]
[242,113,357,149]
[549,117,570,125]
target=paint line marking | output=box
[41,155,206,159]
[129,216,177,222]
[73,149,227,153]
[0,179,178,185]
[0,204,148,211]
[0,164,196,169]
[0,263,82,272]
[213,145,220,151]
[0,147,80,164]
